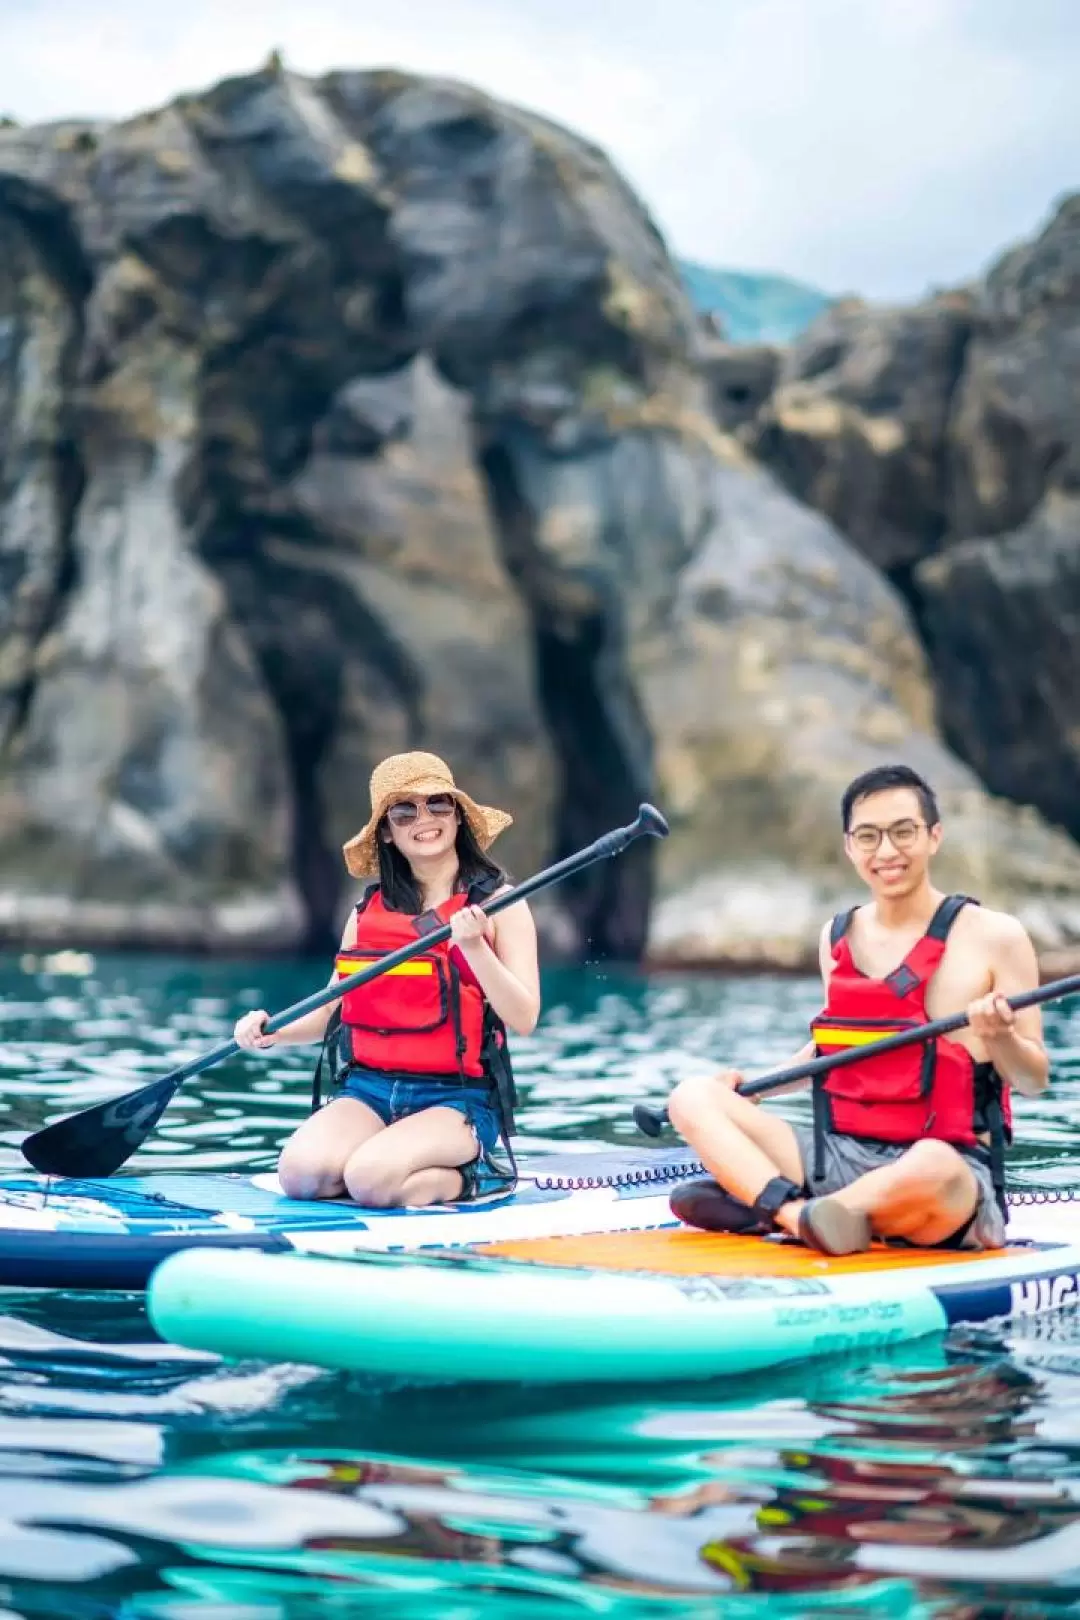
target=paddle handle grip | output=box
[633,1103,669,1137]
[476,802,669,915]
[633,970,1080,1136]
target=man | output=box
[668,764,1049,1254]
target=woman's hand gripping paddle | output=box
[632,969,1080,1137]
[22,805,669,1179]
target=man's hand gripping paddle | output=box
[633,972,1080,1137]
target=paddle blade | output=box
[632,1103,668,1138]
[21,1074,183,1178]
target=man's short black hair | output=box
[841,765,940,833]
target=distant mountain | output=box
[678,259,832,345]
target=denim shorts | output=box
[337,1067,502,1158]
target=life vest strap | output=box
[812,1022,910,1047]
[974,1060,1009,1213]
[336,957,435,978]
[311,1004,345,1113]
[830,894,975,959]
[354,881,380,918]
[925,893,978,941]
[810,1081,827,1185]
[829,908,857,949]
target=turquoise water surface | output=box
[2,950,1080,1616]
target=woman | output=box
[234,752,540,1206]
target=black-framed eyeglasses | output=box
[847,818,926,852]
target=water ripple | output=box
[0,952,1079,1613]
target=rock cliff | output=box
[1,68,1078,967]
[744,195,1080,854]
[0,65,717,954]
[643,446,1080,969]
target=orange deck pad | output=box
[477,1228,1020,1278]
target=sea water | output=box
[1,950,1080,1616]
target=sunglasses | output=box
[847,818,926,853]
[385,794,458,827]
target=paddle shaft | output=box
[635,969,1080,1136]
[169,810,663,1088]
[46,799,665,1098]
[22,803,669,1178]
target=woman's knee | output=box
[277,1146,341,1202]
[342,1147,405,1208]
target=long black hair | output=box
[376,810,506,912]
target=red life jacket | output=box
[809,895,1011,1182]
[335,886,491,1081]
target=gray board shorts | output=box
[790,1123,1006,1250]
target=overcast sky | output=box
[2,0,1076,301]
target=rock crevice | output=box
[0,190,89,760]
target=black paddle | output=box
[633,969,1080,1137]
[22,803,669,1179]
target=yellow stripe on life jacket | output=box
[335,956,435,979]
[812,1024,905,1047]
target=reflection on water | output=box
[4,1331,1079,1615]
[1,949,1080,1613]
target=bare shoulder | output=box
[962,901,1037,964]
[326,907,359,984]
[489,882,538,980]
[491,884,534,925]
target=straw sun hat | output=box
[342,751,514,879]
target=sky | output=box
[1,0,1076,302]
